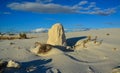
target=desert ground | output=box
[0,28,120,73]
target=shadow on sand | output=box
[52,36,87,52]
[114,65,120,69]
[53,46,73,52]
[66,36,87,46]
[4,59,52,73]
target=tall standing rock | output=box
[47,23,66,46]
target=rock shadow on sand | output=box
[66,36,87,46]
[53,46,73,52]
[4,59,52,73]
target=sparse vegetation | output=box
[38,44,52,54]
[10,42,15,45]
[99,40,103,45]
[19,33,27,39]
[82,40,88,48]
[34,42,53,54]
[86,35,91,41]
[113,48,117,51]
[0,36,19,40]
[94,36,97,44]
[0,33,35,40]
[106,33,110,36]
[74,35,103,49]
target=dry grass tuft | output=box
[112,48,117,51]
[106,33,110,36]
[93,36,97,44]
[82,40,88,48]
[34,42,53,54]
[10,42,15,45]
[0,33,35,40]
[19,33,27,39]
[86,35,91,41]
[0,36,20,40]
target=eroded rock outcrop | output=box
[47,23,66,46]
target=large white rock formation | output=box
[47,23,66,46]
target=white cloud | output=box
[93,7,101,10]
[7,2,75,13]
[78,1,88,5]
[7,1,117,16]
[91,8,116,16]
[32,28,48,33]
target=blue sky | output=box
[0,0,120,32]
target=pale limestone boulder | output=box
[47,23,66,46]
[7,60,20,68]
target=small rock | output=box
[46,68,60,73]
[26,66,36,72]
[66,46,74,50]
[7,60,20,68]
[66,46,72,49]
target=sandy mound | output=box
[31,47,63,57]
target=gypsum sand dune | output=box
[0,28,120,73]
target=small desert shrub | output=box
[86,35,91,41]
[38,44,52,54]
[82,40,88,48]
[0,36,9,40]
[99,40,103,45]
[94,36,97,40]
[0,33,27,40]
[93,36,98,44]
[34,42,53,54]
[106,33,110,36]
[10,42,15,45]
[113,48,117,51]
[0,36,19,40]
[19,33,27,39]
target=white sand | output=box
[0,28,120,73]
